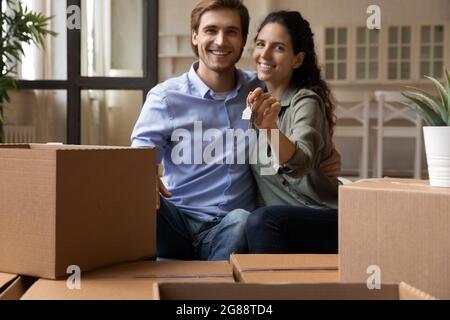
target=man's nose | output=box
[214,31,225,46]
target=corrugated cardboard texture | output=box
[0,148,57,277]
[230,254,338,283]
[156,282,435,300]
[21,278,159,300]
[83,260,234,282]
[0,144,157,279]
[0,273,36,300]
[339,178,450,299]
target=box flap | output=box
[399,282,437,300]
[0,273,17,292]
[157,282,404,300]
[84,261,233,280]
[342,178,450,194]
[230,254,338,273]
[0,276,36,300]
[21,278,159,300]
[240,270,339,284]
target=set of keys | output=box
[242,102,257,129]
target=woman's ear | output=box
[293,52,305,69]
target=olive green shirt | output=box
[251,87,339,210]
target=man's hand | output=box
[320,145,342,178]
[157,176,172,210]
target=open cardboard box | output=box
[0,143,157,279]
[155,282,435,300]
[231,254,339,283]
[21,260,235,300]
[0,272,35,300]
[22,279,435,300]
[339,178,450,299]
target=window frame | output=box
[15,0,159,144]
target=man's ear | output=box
[192,30,198,46]
[293,52,305,69]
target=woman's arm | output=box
[248,89,328,178]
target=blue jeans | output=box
[157,197,250,260]
[246,205,338,254]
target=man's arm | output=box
[320,145,341,178]
[131,88,174,208]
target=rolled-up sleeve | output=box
[131,87,173,163]
[277,96,326,178]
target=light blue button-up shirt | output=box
[131,63,262,221]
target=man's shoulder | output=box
[148,72,191,97]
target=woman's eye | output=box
[256,42,264,48]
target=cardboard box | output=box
[155,282,435,300]
[339,178,450,299]
[0,144,156,279]
[22,279,435,300]
[230,254,339,283]
[21,278,159,300]
[84,260,235,283]
[21,261,234,300]
[0,273,35,300]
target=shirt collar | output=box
[280,85,299,108]
[188,61,244,99]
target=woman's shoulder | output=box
[287,88,325,115]
[291,88,323,104]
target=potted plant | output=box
[0,0,57,143]
[402,69,450,187]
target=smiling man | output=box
[131,0,259,261]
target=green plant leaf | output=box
[404,86,448,122]
[401,92,446,126]
[425,75,449,112]
[446,69,450,116]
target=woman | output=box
[246,11,339,253]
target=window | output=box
[324,27,347,80]
[355,27,380,80]
[15,0,158,144]
[387,26,412,80]
[420,25,444,79]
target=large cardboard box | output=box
[0,144,156,279]
[21,261,234,300]
[339,178,450,299]
[0,273,35,300]
[230,254,339,283]
[155,282,435,300]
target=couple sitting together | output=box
[131,0,341,261]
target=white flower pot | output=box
[423,126,450,187]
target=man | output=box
[131,0,340,261]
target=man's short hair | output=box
[190,0,250,56]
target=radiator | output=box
[4,125,36,143]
